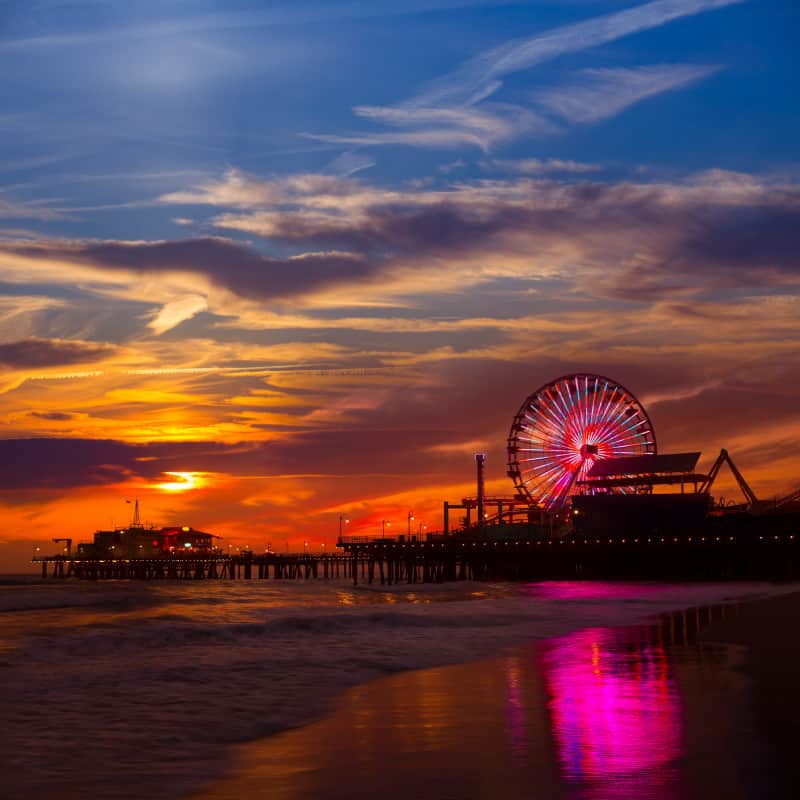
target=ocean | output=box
[1,577,795,799]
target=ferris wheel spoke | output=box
[526,406,565,437]
[592,420,639,450]
[578,375,591,436]
[527,417,566,443]
[594,403,641,445]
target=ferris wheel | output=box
[507,374,657,511]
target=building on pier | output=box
[569,452,712,537]
[75,499,219,558]
[77,525,219,558]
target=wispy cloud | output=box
[305,104,553,151]
[325,151,376,177]
[536,64,721,123]
[147,295,208,335]
[0,194,63,220]
[412,0,742,108]
[0,295,67,341]
[310,0,743,151]
[0,1,542,51]
[485,158,601,175]
[0,151,80,175]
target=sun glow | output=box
[156,471,204,493]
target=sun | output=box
[155,471,205,493]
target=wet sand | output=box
[191,593,800,800]
[698,592,800,798]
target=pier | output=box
[33,528,800,583]
[34,552,356,581]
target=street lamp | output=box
[339,514,349,540]
[407,511,414,538]
[381,519,391,539]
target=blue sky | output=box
[2,0,797,242]
[1,0,799,564]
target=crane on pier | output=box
[700,449,759,510]
[52,538,72,555]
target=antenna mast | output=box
[131,498,143,528]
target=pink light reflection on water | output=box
[524,581,669,601]
[541,625,683,798]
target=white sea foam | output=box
[0,579,795,799]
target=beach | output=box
[193,594,800,800]
[1,579,798,799]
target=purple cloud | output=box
[0,338,116,368]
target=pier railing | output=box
[337,532,442,546]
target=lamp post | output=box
[407,511,414,538]
[381,519,391,539]
[339,515,349,541]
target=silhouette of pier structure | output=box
[34,526,800,583]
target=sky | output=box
[0,0,798,570]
